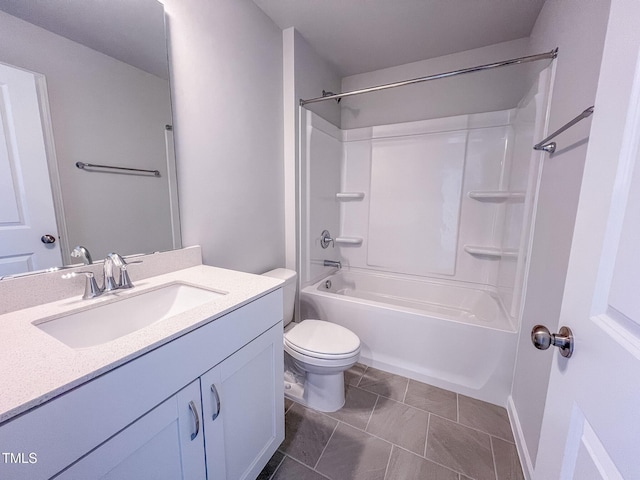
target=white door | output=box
[533,1,640,478]
[58,379,207,480]
[201,323,284,480]
[0,62,61,276]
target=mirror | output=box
[0,0,180,277]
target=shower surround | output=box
[299,70,551,405]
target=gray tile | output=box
[281,403,338,467]
[366,396,429,455]
[385,446,459,480]
[492,436,524,480]
[357,367,409,401]
[404,380,458,421]
[257,450,285,480]
[325,386,378,430]
[271,456,329,480]
[278,367,517,480]
[458,395,513,442]
[316,422,392,480]
[345,362,368,386]
[426,415,495,480]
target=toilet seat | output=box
[284,319,360,360]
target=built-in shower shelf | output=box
[335,236,363,246]
[464,245,519,258]
[467,191,526,202]
[336,192,365,201]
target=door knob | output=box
[41,234,56,244]
[531,325,574,358]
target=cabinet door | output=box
[58,380,206,480]
[202,322,284,480]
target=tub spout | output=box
[324,260,342,270]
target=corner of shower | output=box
[294,50,557,405]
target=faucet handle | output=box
[123,259,142,266]
[118,260,142,289]
[104,253,142,292]
[62,271,103,299]
[320,230,335,249]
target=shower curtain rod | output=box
[299,48,558,106]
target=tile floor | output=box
[258,364,524,480]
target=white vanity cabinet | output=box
[0,289,284,480]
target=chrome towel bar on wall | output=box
[75,161,160,177]
[533,106,595,153]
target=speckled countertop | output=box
[0,265,283,424]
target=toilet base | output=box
[283,337,358,413]
[283,369,346,413]
[304,371,346,412]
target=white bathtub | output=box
[300,270,518,406]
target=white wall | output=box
[289,30,342,128]
[163,0,284,274]
[299,112,342,285]
[509,0,612,474]
[283,28,341,273]
[338,112,515,287]
[340,38,533,129]
[0,11,173,261]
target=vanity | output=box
[0,247,285,479]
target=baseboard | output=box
[507,395,535,480]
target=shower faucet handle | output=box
[320,230,335,249]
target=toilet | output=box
[262,268,360,412]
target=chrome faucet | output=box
[70,245,93,265]
[103,252,140,292]
[63,252,141,299]
[102,253,121,293]
[324,260,342,270]
[62,271,103,300]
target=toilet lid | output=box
[284,319,360,358]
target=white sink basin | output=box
[35,283,226,349]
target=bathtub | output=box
[299,270,518,406]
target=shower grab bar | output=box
[533,106,594,154]
[300,48,558,106]
[75,161,161,177]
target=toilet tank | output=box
[262,268,297,327]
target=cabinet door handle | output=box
[188,400,200,441]
[210,384,221,421]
